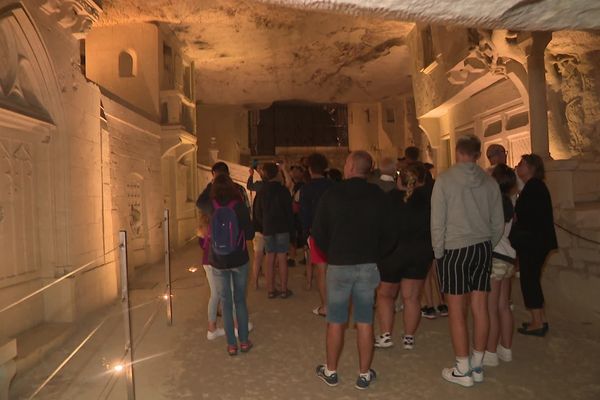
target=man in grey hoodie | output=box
[431,135,504,388]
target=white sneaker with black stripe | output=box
[402,335,415,350]
[442,365,474,387]
[374,332,393,348]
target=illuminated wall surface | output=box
[0,0,599,396]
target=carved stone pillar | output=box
[527,31,553,159]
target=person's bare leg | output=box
[486,280,501,352]
[356,322,375,374]
[326,323,345,371]
[317,264,327,313]
[376,283,399,334]
[401,279,425,336]
[265,253,276,293]
[498,279,513,348]
[423,267,435,307]
[306,260,313,290]
[446,294,469,357]
[277,253,289,292]
[470,291,490,353]
[529,308,544,329]
[252,251,264,289]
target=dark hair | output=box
[455,135,481,158]
[307,153,328,175]
[406,162,427,183]
[210,174,241,203]
[491,163,517,194]
[521,154,545,180]
[404,146,420,162]
[262,162,279,181]
[211,162,229,176]
[326,168,342,182]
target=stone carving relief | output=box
[0,17,49,120]
[447,29,526,86]
[0,139,38,280]
[545,52,597,157]
[40,0,102,39]
[126,180,143,238]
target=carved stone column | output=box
[527,31,553,159]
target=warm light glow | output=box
[113,364,124,373]
[188,266,198,273]
[162,294,169,300]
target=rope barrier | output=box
[27,318,108,399]
[0,245,120,316]
[555,222,600,246]
[98,296,163,400]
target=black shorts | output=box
[437,241,492,295]
[378,244,434,283]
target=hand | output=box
[249,168,255,177]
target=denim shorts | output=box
[326,263,380,324]
[264,232,290,254]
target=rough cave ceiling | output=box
[99,0,600,105]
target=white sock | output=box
[359,371,371,380]
[456,357,470,374]
[471,350,484,368]
[324,366,336,376]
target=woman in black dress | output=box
[375,162,434,350]
[510,154,557,337]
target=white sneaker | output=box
[483,351,499,367]
[206,328,225,340]
[234,321,254,337]
[497,344,513,362]
[442,366,474,387]
[402,335,414,350]
[471,366,484,383]
[374,332,393,348]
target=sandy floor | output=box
[11,243,600,399]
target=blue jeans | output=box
[326,263,380,324]
[212,263,250,346]
[203,265,219,323]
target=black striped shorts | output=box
[437,241,492,295]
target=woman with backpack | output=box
[208,174,255,355]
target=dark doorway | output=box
[250,101,348,156]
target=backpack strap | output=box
[226,199,239,209]
[212,199,221,209]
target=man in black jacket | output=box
[312,151,394,390]
[255,162,295,299]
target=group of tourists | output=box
[195,134,557,390]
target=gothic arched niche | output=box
[0,5,64,298]
[0,8,54,123]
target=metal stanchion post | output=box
[119,230,136,400]
[164,209,173,326]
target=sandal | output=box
[312,306,326,317]
[280,289,293,299]
[517,326,546,337]
[267,290,280,299]
[240,341,253,353]
[227,345,238,356]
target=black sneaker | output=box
[316,365,338,387]
[355,369,376,390]
[421,306,437,319]
[437,304,449,317]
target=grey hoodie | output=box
[431,162,504,259]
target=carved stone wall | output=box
[546,31,600,160]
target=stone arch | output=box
[0,4,69,338]
[118,49,137,77]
